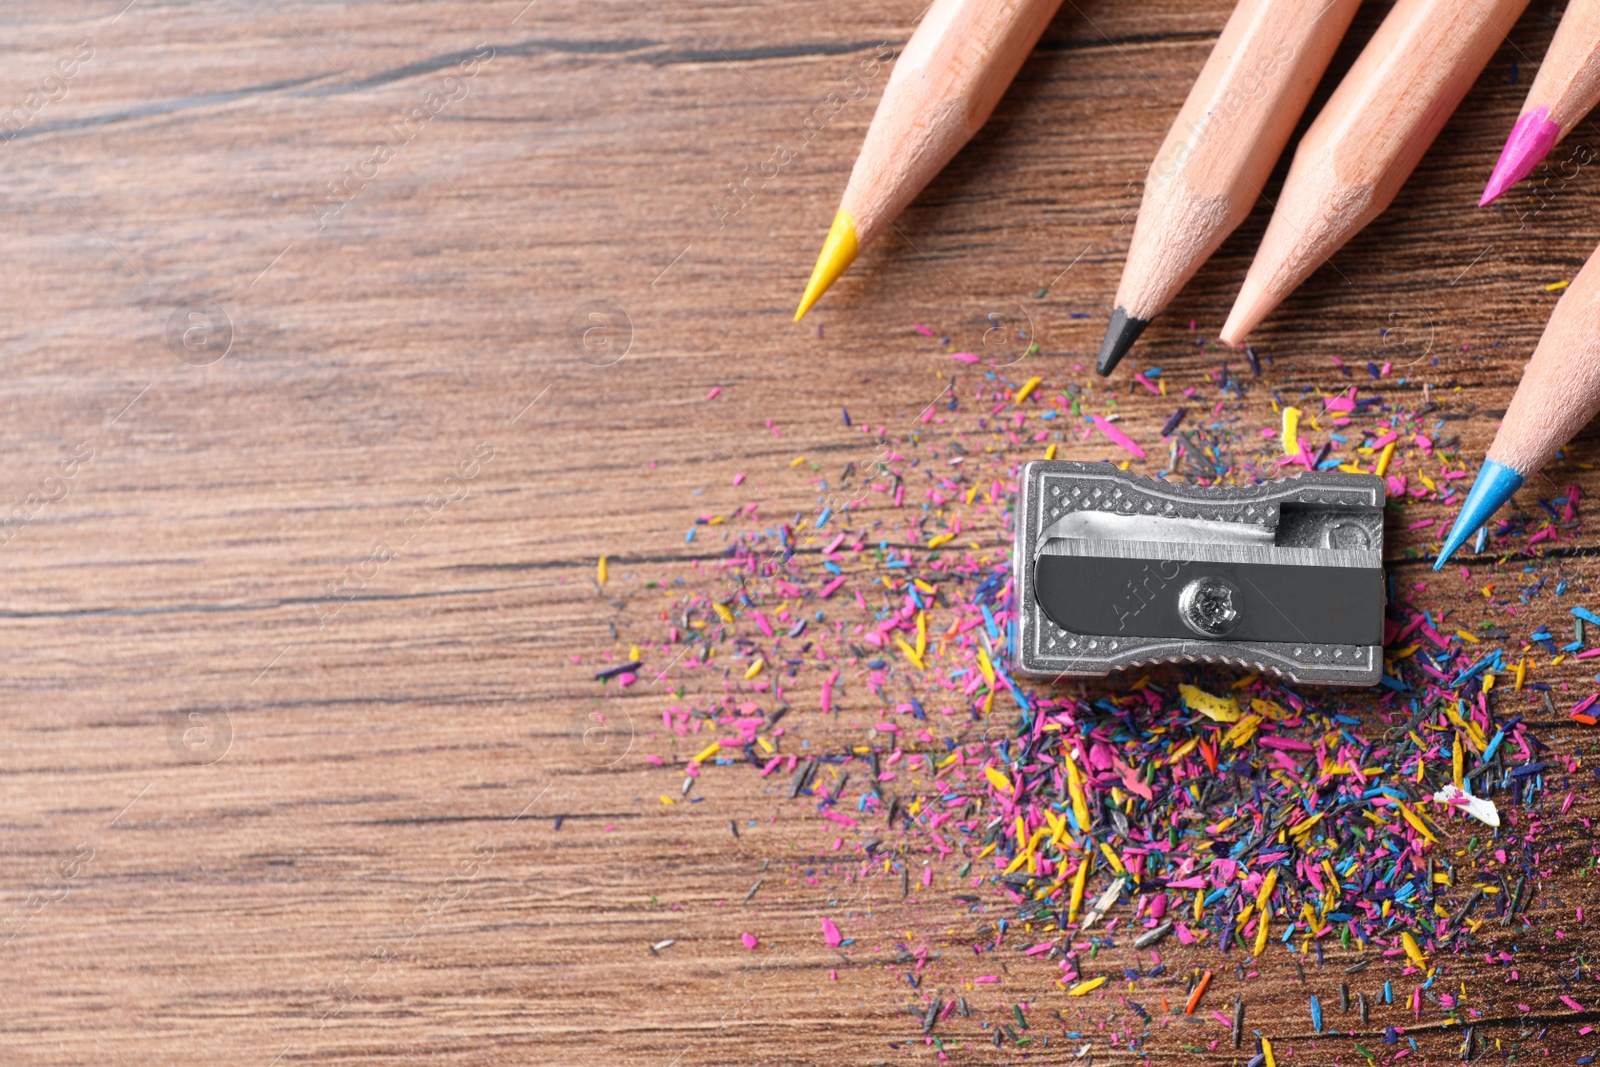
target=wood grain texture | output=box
[2,0,1600,1064]
[1522,0,1600,130]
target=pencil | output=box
[1481,0,1600,205]
[1219,0,1531,346]
[1097,0,1363,375]
[1436,241,1600,567]
[793,0,1065,321]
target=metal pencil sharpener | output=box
[1013,462,1386,686]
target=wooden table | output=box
[4,0,1595,1062]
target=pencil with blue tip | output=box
[1436,242,1600,568]
[794,0,1065,321]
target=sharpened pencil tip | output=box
[1434,458,1524,569]
[1219,274,1271,347]
[1480,107,1560,207]
[1096,307,1148,375]
[794,209,858,321]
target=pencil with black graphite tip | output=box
[1097,0,1362,375]
[1219,0,1531,346]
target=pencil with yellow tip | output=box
[1436,246,1600,568]
[1481,0,1600,205]
[1097,0,1363,375]
[793,0,1064,322]
[1219,0,1530,346]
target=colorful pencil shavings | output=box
[585,324,1599,1061]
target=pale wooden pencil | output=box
[1436,238,1600,564]
[1481,0,1600,204]
[1097,0,1363,374]
[1219,0,1531,346]
[794,0,1064,320]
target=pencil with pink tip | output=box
[1436,241,1600,567]
[1219,0,1530,347]
[1481,0,1600,205]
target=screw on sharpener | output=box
[1178,576,1241,638]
